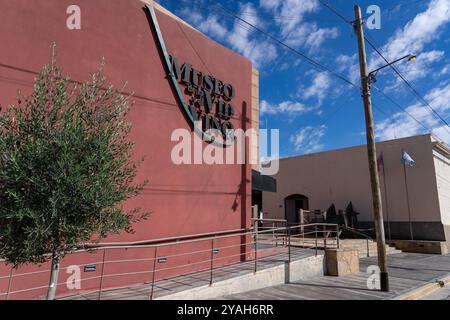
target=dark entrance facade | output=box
[251,169,277,213]
[284,194,309,226]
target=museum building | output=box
[0,0,272,299]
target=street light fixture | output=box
[408,54,417,62]
[368,54,417,84]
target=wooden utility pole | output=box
[354,5,389,292]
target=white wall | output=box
[434,150,450,225]
[263,134,442,224]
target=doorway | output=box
[284,194,309,226]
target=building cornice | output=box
[433,141,450,159]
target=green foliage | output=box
[0,49,148,266]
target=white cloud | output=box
[197,15,228,40]
[260,0,337,52]
[425,83,450,111]
[335,54,356,71]
[177,8,203,25]
[369,0,450,82]
[396,50,444,83]
[335,54,359,84]
[302,72,331,105]
[432,125,450,144]
[177,3,277,68]
[375,82,450,144]
[382,0,450,59]
[439,63,450,76]
[226,3,278,67]
[260,100,313,115]
[290,125,327,154]
[336,0,450,88]
[304,26,339,50]
[259,0,280,10]
[284,23,339,51]
[275,0,319,37]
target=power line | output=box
[205,0,357,87]
[187,0,447,141]
[176,0,360,129]
[181,0,356,87]
[211,1,394,132]
[203,0,367,130]
[356,27,436,132]
[316,0,450,140]
[317,0,352,24]
[237,11,344,23]
[383,0,430,15]
[345,3,450,133]
[236,0,428,22]
[364,36,450,133]
[372,85,434,134]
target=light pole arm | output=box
[368,54,415,77]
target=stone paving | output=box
[219,252,450,300]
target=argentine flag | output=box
[401,151,415,166]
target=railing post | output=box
[336,225,340,249]
[209,238,214,286]
[254,229,258,273]
[323,225,327,249]
[98,249,107,300]
[367,239,370,257]
[299,209,304,230]
[150,247,158,300]
[285,221,288,246]
[302,224,305,247]
[315,225,318,256]
[273,222,276,247]
[5,267,13,300]
[288,226,291,263]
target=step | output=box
[262,238,403,258]
[339,240,402,257]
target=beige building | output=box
[263,134,450,242]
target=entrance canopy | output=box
[252,169,277,192]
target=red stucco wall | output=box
[0,0,253,299]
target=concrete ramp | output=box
[158,253,324,300]
[60,248,325,300]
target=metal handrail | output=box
[0,222,339,300]
[341,225,373,240]
[251,218,287,222]
[0,225,337,281]
[340,225,373,257]
[81,227,249,248]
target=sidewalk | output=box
[421,285,450,300]
[219,252,450,300]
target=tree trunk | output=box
[46,253,60,300]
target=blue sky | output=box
[158,0,450,158]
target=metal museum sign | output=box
[169,57,236,137]
[146,4,236,147]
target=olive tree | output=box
[0,47,148,299]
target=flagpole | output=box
[381,155,391,240]
[402,160,414,240]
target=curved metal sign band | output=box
[145,4,235,147]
